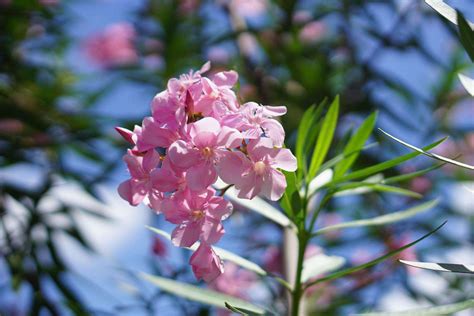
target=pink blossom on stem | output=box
[118,149,161,207]
[190,243,224,282]
[116,62,298,282]
[238,102,287,146]
[162,188,232,247]
[218,138,297,200]
[168,117,242,191]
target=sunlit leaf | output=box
[399,260,474,274]
[306,169,334,197]
[332,137,447,184]
[425,0,474,27]
[356,299,474,315]
[226,302,274,315]
[140,273,266,314]
[334,112,377,179]
[312,200,438,236]
[308,96,339,179]
[301,253,345,283]
[334,182,422,199]
[296,101,325,176]
[458,73,474,96]
[304,221,447,289]
[380,129,474,170]
[457,10,474,61]
[281,170,301,220]
[382,163,445,185]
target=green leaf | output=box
[457,10,474,62]
[301,253,346,283]
[332,137,447,184]
[379,129,474,170]
[355,299,474,315]
[304,221,447,289]
[315,143,379,179]
[140,273,266,314]
[226,302,273,315]
[312,199,439,236]
[146,227,268,277]
[280,170,301,220]
[382,163,445,185]
[295,99,327,179]
[458,73,474,96]
[307,96,339,179]
[333,182,422,199]
[334,112,377,179]
[425,0,474,27]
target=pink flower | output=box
[162,188,233,247]
[115,126,140,145]
[117,149,162,207]
[230,0,267,19]
[299,21,326,44]
[238,102,286,147]
[194,72,240,116]
[136,116,181,151]
[151,236,167,257]
[84,23,137,68]
[263,246,283,274]
[167,62,210,107]
[151,156,186,193]
[218,138,297,200]
[168,117,242,191]
[209,262,256,298]
[190,243,224,282]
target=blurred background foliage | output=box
[0,0,472,315]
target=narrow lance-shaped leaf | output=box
[425,0,474,28]
[379,129,474,170]
[458,73,474,96]
[333,182,422,199]
[280,170,301,221]
[301,253,346,283]
[226,302,274,316]
[399,260,474,274]
[382,163,445,185]
[307,96,339,180]
[317,142,378,177]
[334,112,377,179]
[331,137,447,184]
[457,10,474,62]
[304,221,447,289]
[355,298,474,316]
[312,200,439,236]
[296,101,325,176]
[140,273,266,314]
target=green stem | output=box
[291,231,308,316]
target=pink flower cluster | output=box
[116,62,296,282]
[84,23,137,68]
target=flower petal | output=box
[168,140,201,169]
[186,162,218,191]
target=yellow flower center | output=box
[191,210,205,220]
[201,146,213,159]
[254,161,266,175]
